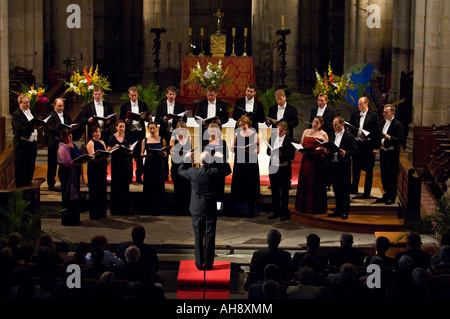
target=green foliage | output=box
[0,190,70,249]
[121,82,165,114]
[257,86,304,120]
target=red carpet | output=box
[177,260,231,299]
[107,153,302,186]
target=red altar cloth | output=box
[180,56,256,104]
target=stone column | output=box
[0,0,12,147]
[412,0,450,127]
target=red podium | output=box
[177,260,231,299]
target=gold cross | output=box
[213,9,225,35]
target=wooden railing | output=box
[397,147,422,223]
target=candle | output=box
[244,27,248,37]
[188,27,192,37]
[200,28,204,37]
[156,12,160,28]
[281,15,285,30]
[232,27,236,37]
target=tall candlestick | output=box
[156,12,160,28]
[200,27,204,37]
[281,14,285,30]
[232,27,236,37]
[188,27,192,37]
[244,27,248,37]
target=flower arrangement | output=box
[65,65,111,102]
[185,59,231,89]
[12,84,48,109]
[312,62,353,106]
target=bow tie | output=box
[360,112,366,117]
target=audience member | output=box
[430,232,450,266]
[328,233,365,269]
[85,235,124,266]
[252,229,293,280]
[115,225,160,272]
[89,271,121,299]
[364,236,397,268]
[248,264,287,299]
[395,232,431,270]
[428,245,450,278]
[327,263,367,299]
[81,246,109,280]
[122,262,166,299]
[9,265,45,299]
[6,232,31,265]
[293,234,328,274]
[73,242,89,265]
[113,245,140,282]
[244,251,267,292]
[0,247,15,298]
[287,266,320,299]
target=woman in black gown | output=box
[204,123,231,210]
[108,120,132,215]
[141,121,167,214]
[170,121,192,215]
[57,128,83,226]
[87,124,108,219]
[230,116,260,217]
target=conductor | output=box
[178,151,231,271]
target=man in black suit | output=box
[266,89,299,139]
[375,104,405,205]
[232,83,265,132]
[266,121,296,221]
[12,94,41,188]
[155,86,187,180]
[309,93,336,140]
[349,96,380,198]
[325,116,358,220]
[178,151,231,271]
[195,84,229,148]
[119,86,152,183]
[46,98,72,190]
[80,86,116,143]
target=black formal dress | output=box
[11,107,39,188]
[57,142,83,226]
[266,103,299,139]
[349,109,380,197]
[232,97,265,132]
[119,100,148,182]
[170,136,192,215]
[231,128,260,217]
[87,140,108,219]
[46,110,72,189]
[142,139,166,214]
[109,135,132,215]
[195,98,229,148]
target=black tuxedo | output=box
[178,161,231,270]
[267,135,296,219]
[155,99,186,179]
[119,100,149,182]
[378,117,405,202]
[327,130,358,217]
[349,109,380,196]
[195,99,229,147]
[80,100,116,143]
[46,110,72,188]
[11,107,39,187]
[309,105,336,140]
[232,97,265,131]
[267,103,299,139]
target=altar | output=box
[180,56,256,105]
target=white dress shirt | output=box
[207,100,216,119]
[57,111,65,124]
[357,110,368,141]
[332,130,344,162]
[95,100,104,127]
[167,101,174,131]
[316,105,327,117]
[271,134,286,167]
[381,117,394,150]
[130,101,142,131]
[245,97,254,113]
[277,103,286,121]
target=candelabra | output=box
[242,36,248,57]
[276,28,291,88]
[150,27,166,83]
[230,35,237,57]
[199,35,204,57]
